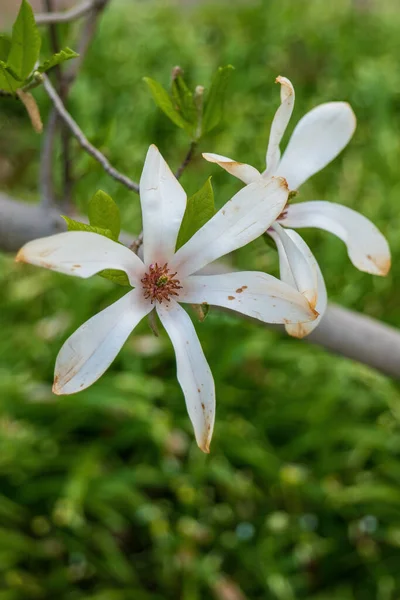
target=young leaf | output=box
[0,61,22,82]
[37,47,79,73]
[62,216,130,286]
[171,72,197,135]
[176,177,215,249]
[97,269,130,287]
[144,77,192,134]
[0,36,11,62]
[8,0,41,81]
[0,61,20,93]
[62,216,114,240]
[88,190,121,241]
[202,65,234,135]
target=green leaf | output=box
[62,216,130,286]
[37,47,79,73]
[0,61,20,93]
[144,77,192,134]
[0,60,22,81]
[88,190,121,241]
[61,215,114,240]
[8,0,41,81]
[176,177,215,250]
[0,36,11,62]
[97,269,130,287]
[171,73,197,135]
[202,65,234,135]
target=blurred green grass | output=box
[1,0,400,598]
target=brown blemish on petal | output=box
[201,403,205,410]
[52,375,61,395]
[235,286,248,293]
[72,264,81,269]
[288,323,308,339]
[274,175,289,191]
[379,256,391,276]
[15,249,25,263]
[368,254,391,276]
[228,296,235,300]
[39,248,56,258]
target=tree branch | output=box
[175,141,197,179]
[35,0,104,25]
[40,109,58,207]
[39,0,111,211]
[41,74,140,194]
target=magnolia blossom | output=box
[16,145,317,452]
[204,76,391,338]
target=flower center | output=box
[141,263,182,304]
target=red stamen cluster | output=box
[141,263,182,304]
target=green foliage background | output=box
[1,0,400,598]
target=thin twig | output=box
[43,0,63,87]
[64,0,109,86]
[40,110,58,207]
[35,0,98,25]
[42,74,140,193]
[175,141,197,179]
[39,0,110,210]
[40,0,64,208]
[130,231,143,253]
[45,0,73,210]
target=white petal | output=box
[202,152,261,184]
[282,201,391,276]
[53,288,152,395]
[269,226,327,338]
[179,271,318,324]
[157,300,215,453]
[277,102,356,189]
[171,176,289,278]
[16,231,145,286]
[268,222,317,307]
[264,76,295,176]
[140,144,187,265]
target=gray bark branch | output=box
[35,0,103,24]
[42,74,140,194]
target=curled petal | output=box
[268,222,317,308]
[15,231,146,286]
[171,176,289,278]
[179,271,318,324]
[269,225,327,338]
[157,300,215,453]
[140,144,187,265]
[264,75,295,176]
[202,152,261,184]
[53,288,152,395]
[277,102,356,189]
[282,201,391,276]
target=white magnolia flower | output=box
[203,76,391,338]
[16,145,317,452]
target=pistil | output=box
[141,263,182,303]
